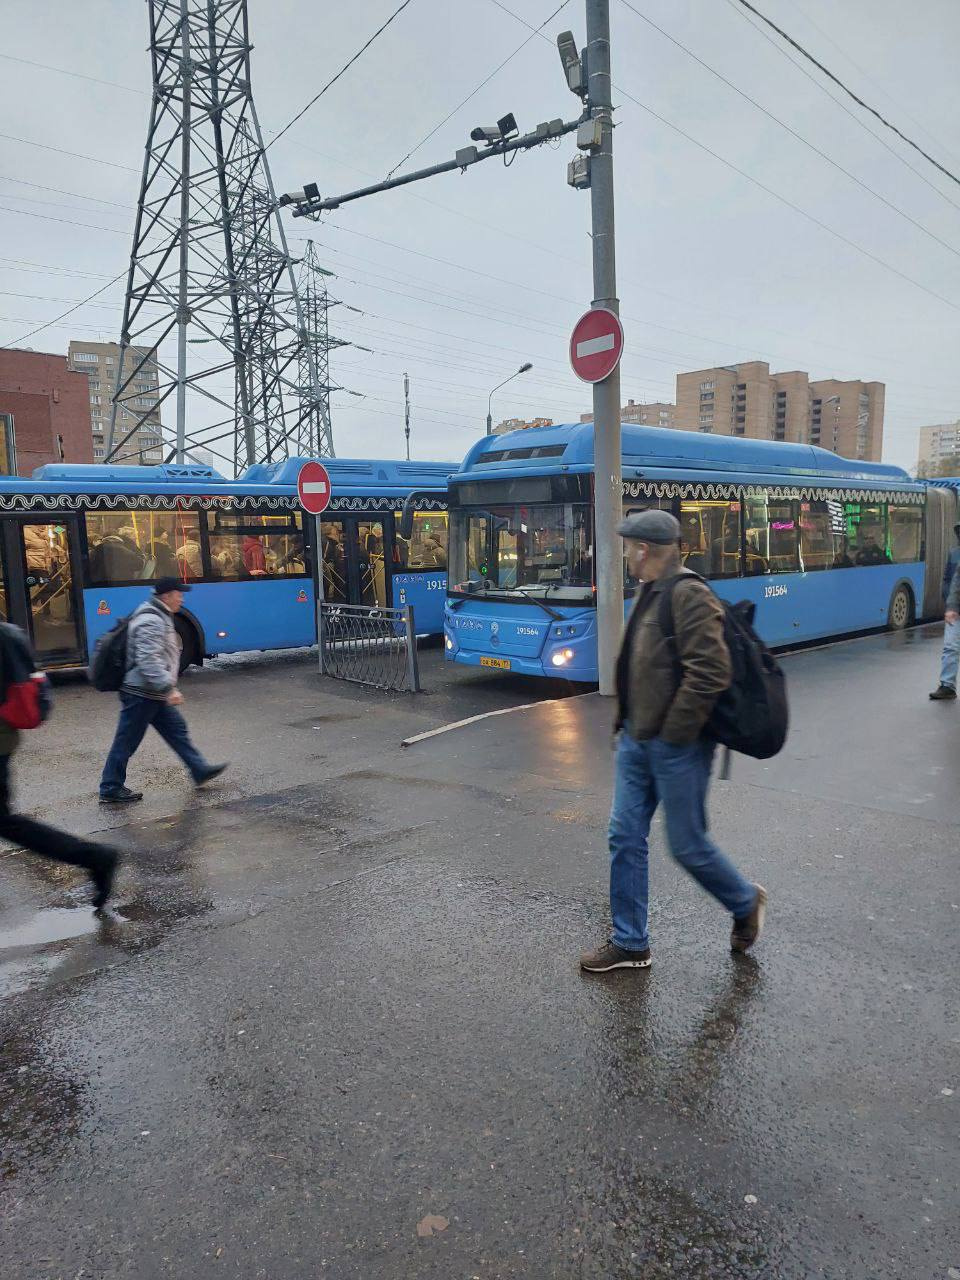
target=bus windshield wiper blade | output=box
[498,588,563,620]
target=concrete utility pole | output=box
[585,0,623,696]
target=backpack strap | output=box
[656,571,708,650]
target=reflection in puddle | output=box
[0,907,99,950]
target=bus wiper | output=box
[497,587,563,620]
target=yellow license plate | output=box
[480,656,511,670]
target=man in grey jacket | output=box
[99,578,227,804]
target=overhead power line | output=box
[0,51,143,95]
[729,0,960,191]
[619,0,960,262]
[265,0,416,153]
[2,272,125,346]
[0,132,137,172]
[721,0,960,216]
[613,82,960,314]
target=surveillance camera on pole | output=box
[469,113,519,148]
[557,30,587,98]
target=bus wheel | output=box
[887,584,913,631]
[175,616,201,672]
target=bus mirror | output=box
[398,491,425,541]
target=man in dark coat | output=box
[0,624,117,911]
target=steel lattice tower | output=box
[106,0,333,471]
[294,241,336,457]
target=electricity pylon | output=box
[106,0,331,471]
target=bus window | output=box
[205,510,306,580]
[321,521,348,603]
[744,495,800,575]
[357,521,387,607]
[398,511,447,571]
[86,510,202,583]
[679,500,741,579]
[846,502,890,567]
[799,500,845,571]
[888,505,922,563]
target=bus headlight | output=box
[551,648,576,667]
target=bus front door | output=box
[16,518,85,666]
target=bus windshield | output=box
[449,502,594,603]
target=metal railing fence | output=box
[317,602,420,692]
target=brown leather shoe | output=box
[580,940,652,972]
[731,885,767,953]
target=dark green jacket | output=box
[615,570,732,746]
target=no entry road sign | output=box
[569,307,624,383]
[297,460,332,515]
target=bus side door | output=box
[5,516,86,667]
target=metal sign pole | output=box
[316,512,325,674]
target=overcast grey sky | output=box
[2,0,959,472]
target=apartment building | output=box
[493,416,555,435]
[67,341,165,464]
[917,421,960,476]
[0,348,93,475]
[675,362,884,460]
[580,399,675,428]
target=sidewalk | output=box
[0,627,957,1278]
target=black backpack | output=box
[88,616,131,692]
[659,574,788,762]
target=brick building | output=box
[0,348,93,476]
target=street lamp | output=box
[486,362,533,435]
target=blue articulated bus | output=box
[443,422,957,681]
[0,456,451,672]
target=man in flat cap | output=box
[100,578,228,804]
[580,509,766,972]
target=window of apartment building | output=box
[699,380,715,392]
[88,380,100,390]
[90,395,101,405]
[699,391,714,401]
[73,352,98,363]
[736,382,746,390]
[93,448,105,459]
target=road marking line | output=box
[401,694,592,747]
[576,333,615,358]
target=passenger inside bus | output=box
[854,527,891,566]
[176,530,203,580]
[89,526,146,581]
[242,534,268,576]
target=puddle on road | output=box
[0,906,100,950]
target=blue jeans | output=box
[940,619,960,689]
[608,733,756,951]
[100,692,208,795]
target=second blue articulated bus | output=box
[0,456,452,672]
[442,422,956,681]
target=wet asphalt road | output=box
[0,631,958,1278]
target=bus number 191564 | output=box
[764,584,788,599]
